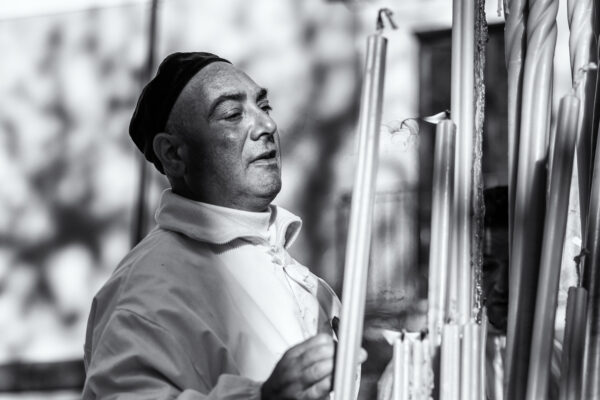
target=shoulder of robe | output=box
[91,227,230,331]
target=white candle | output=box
[402,338,410,400]
[567,0,596,226]
[472,323,483,400]
[582,88,600,399]
[333,20,388,400]
[526,94,579,400]
[480,312,488,399]
[450,0,475,325]
[559,287,588,400]
[422,336,434,399]
[460,323,474,400]
[428,120,456,343]
[441,324,460,400]
[505,0,559,397]
[393,337,409,400]
[412,338,423,399]
[504,0,527,251]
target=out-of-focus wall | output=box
[0,3,147,363]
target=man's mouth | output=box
[252,150,278,165]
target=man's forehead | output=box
[190,62,263,97]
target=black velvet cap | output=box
[129,52,231,173]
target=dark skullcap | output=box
[129,52,231,173]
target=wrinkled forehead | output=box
[183,62,263,110]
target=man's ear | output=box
[153,133,186,177]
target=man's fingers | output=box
[359,348,368,364]
[300,358,334,386]
[302,375,332,400]
[297,341,335,369]
[285,334,332,360]
[275,335,334,385]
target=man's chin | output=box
[252,177,282,202]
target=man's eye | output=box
[224,111,242,120]
[261,104,273,114]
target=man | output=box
[82,52,364,399]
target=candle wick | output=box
[572,62,598,92]
[574,247,590,287]
[376,8,398,33]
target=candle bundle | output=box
[392,333,433,400]
[505,0,559,398]
[526,94,580,400]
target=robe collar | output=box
[155,189,302,249]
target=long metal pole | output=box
[131,0,159,247]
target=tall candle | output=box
[559,287,588,400]
[582,125,600,398]
[402,338,411,399]
[460,322,481,400]
[567,0,597,228]
[591,41,600,159]
[480,314,487,399]
[525,94,579,400]
[441,324,460,400]
[505,0,559,398]
[422,336,434,398]
[504,0,527,256]
[333,19,388,400]
[472,323,483,400]
[412,338,423,399]
[428,120,456,342]
[393,337,409,400]
[450,0,475,325]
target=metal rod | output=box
[131,0,159,247]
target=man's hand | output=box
[261,333,367,400]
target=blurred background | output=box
[0,0,577,398]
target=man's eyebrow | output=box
[207,92,246,119]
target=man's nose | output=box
[250,109,277,140]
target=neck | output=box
[171,184,272,212]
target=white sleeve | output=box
[82,309,262,400]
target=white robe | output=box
[82,190,340,399]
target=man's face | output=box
[169,62,282,211]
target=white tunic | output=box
[82,189,340,399]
